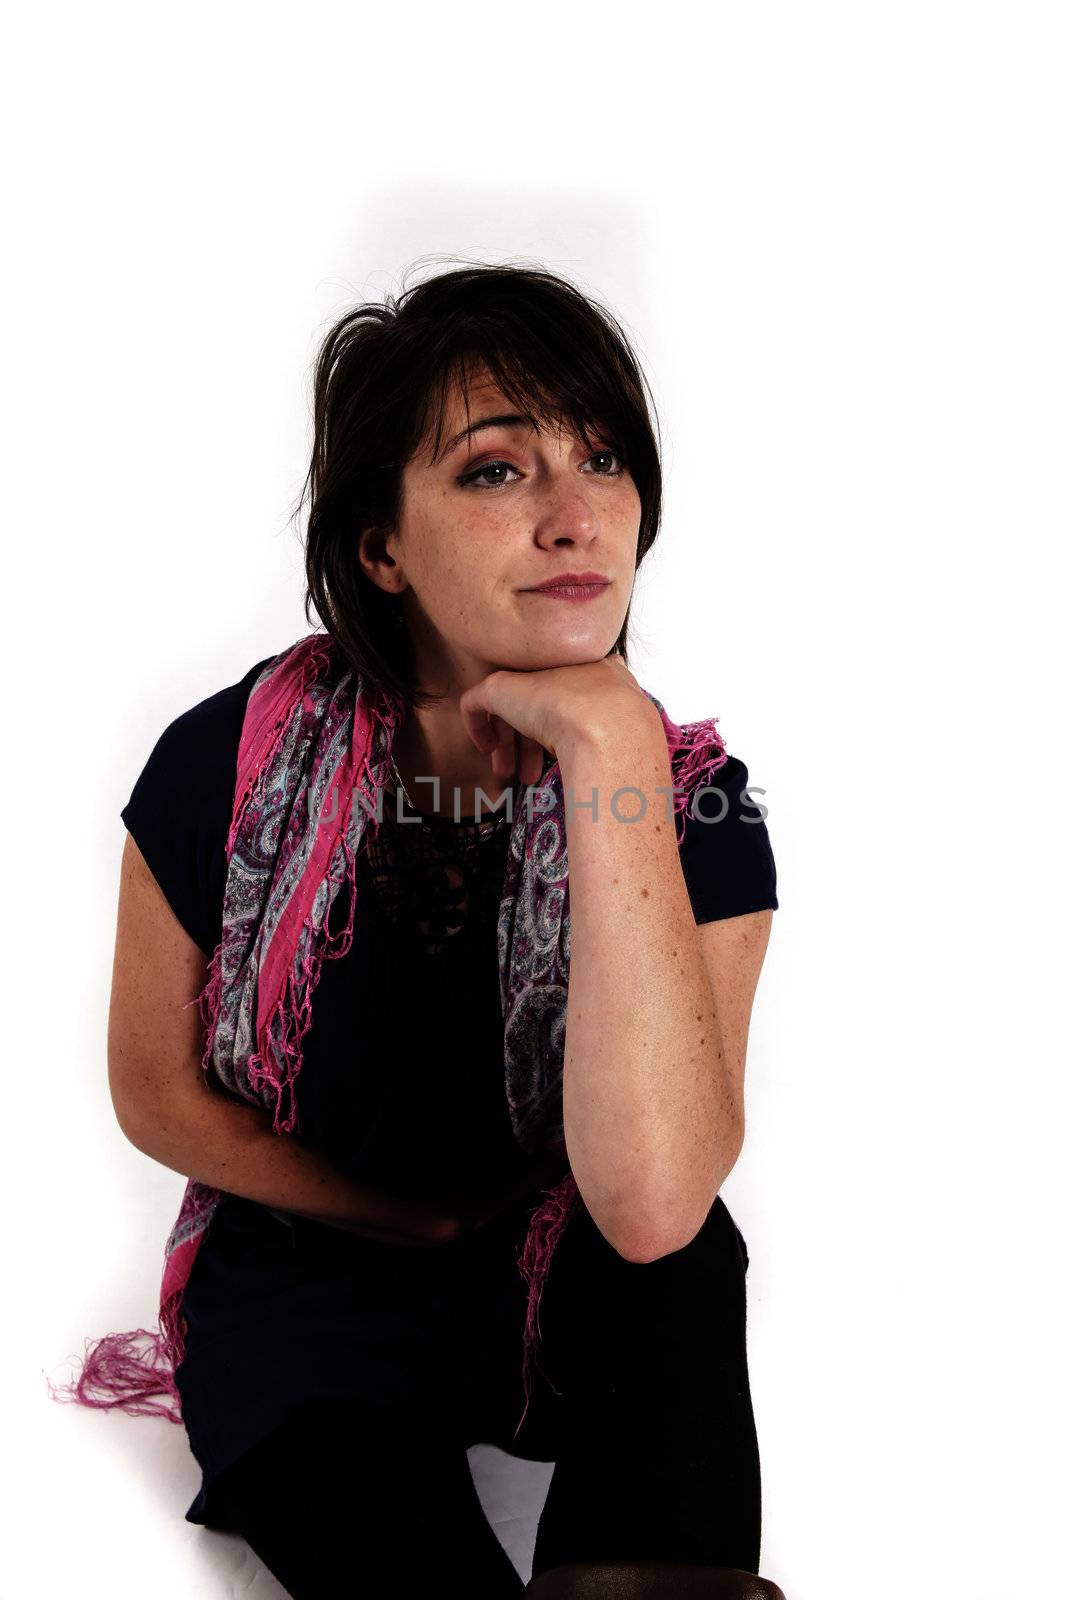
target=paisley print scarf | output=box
[54,632,728,1439]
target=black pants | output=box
[204,1192,761,1597]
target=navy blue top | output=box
[119,653,779,1522]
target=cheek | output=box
[437,523,506,595]
[413,529,497,624]
[409,521,464,588]
[620,488,643,540]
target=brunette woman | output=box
[62,264,784,1599]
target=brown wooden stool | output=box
[525,1561,787,1598]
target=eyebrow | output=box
[441,412,535,460]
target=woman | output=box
[58,265,783,1598]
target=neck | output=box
[390,703,521,819]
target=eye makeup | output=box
[457,446,628,490]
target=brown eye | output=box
[457,459,522,490]
[457,449,627,491]
[584,448,627,476]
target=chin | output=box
[502,642,612,672]
[498,626,619,671]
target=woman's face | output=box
[362,371,643,687]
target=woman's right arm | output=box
[108,833,462,1248]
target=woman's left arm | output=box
[557,711,773,1263]
[459,660,774,1264]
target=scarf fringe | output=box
[45,1242,196,1422]
[512,1170,581,1441]
[46,1160,227,1420]
[663,713,729,849]
[46,1327,184,1423]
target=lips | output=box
[522,579,610,603]
[524,579,607,598]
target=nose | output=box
[533,494,600,550]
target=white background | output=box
[4,3,1064,1597]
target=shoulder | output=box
[119,654,275,955]
[676,752,779,925]
[144,655,274,784]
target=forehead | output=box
[443,371,513,423]
[423,366,597,466]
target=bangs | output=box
[416,337,628,470]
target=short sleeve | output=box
[119,657,273,957]
[677,754,779,924]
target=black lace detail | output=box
[361,784,514,957]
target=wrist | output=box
[556,698,665,770]
[555,709,672,814]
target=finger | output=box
[463,702,501,760]
[466,706,498,757]
[458,677,503,757]
[457,681,490,755]
[492,720,518,780]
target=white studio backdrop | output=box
[3,3,1064,1597]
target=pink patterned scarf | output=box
[53,632,728,1440]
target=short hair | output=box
[296,259,664,712]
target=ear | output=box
[357,525,405,593]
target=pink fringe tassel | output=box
[663,713,729,849]
[512,1170,581,1440]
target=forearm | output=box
[557,715,742,1260]
[119,1075,449,1240]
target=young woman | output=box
[61,265,783,1598]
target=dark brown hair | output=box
[295,258,664,712]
